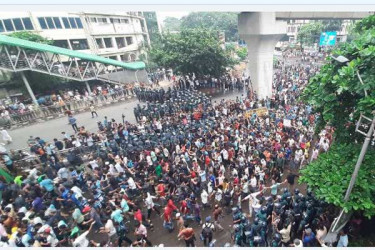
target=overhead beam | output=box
[275,12,372,20]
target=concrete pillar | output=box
[85,81,92,95]
[20,72,39,107]
[238,12,287,99]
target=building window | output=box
[0,21,5,32]
[110,18,120,24]
[45,17,56,29]
[90,17,97,23]
[96,38,104,49]
[104,38,113,48]
[22,18,34,30]
[3,19,14,32]
[13,18,24,31]
[115,37,126,48]
[62,17,71,29]
[120,54,126,61]
[53,17,62,29]
[109,56,117,61]
[75,18,83,28]
[69,17,77,29]
[98,18,108,23]
[126,37,133,45]
[53,40,70,49]
[70,39,89,50]
[120,19,129,24]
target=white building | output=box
[0,11,150,62]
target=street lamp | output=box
[332,55,368,97]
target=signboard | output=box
[244,107,268,119]
[319,31,337,46]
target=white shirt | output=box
[145,194,156,209]
[250,177,257,188]
[73,231,89,247]
[105,219,117,237]
[214,189,223,202]
[201,190,208,204]
[221,149,229,160]
[89,160,99,169]
[115,163,124,173]
[128,178,137,190]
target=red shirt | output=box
[157,184,165,197]
[205,156,211,166]
[134,209,143,223]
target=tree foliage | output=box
[302,16,375,143]
[178,12,239,42]
[148,29,235,77]
[299,143,375,218]
[236,47,248,61]
[297,20,343,46]
[300,15,375,218]
[8,31,52,44]
[163,17,182,32]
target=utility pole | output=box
[344,112,375,201]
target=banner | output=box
[244,107,268,118]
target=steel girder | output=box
[0,44,127,85]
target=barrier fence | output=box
[2,88,137,129]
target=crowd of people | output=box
[0,82,143,127]
[0,50,344,248]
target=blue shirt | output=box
[40,179,54,192]
[68,117,77,125]
[303,232,316,246]
[111,209,123,223]
[337,235,348,247]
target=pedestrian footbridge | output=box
[0,34,148,105]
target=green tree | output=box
[300,15,375,217]
[297,20,343,47]
[180,12,239,42]
[148,28,235,77]
[8,31,52,44]
[299,144,375,218]
[163,17,182,32]
[297,21,324,46]
[236,47,248,61]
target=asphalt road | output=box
[3,88,246,151]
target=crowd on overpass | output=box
[0,50,349,247]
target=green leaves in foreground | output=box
[302,15,375,143]
[299,143,375,218]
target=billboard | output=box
[319,31,337,46]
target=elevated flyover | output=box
[238,12,372,99]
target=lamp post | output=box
[332,55,368,97]
[325,55,374,242]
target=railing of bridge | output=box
[1,87,137,129]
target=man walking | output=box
[213,204,224,231]
[90,104,98,118]
[178,222,196,247]
[68,114,79,133]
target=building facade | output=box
[0,11,150,62]
[143,11,161,44]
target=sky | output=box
[157,12,190,26]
